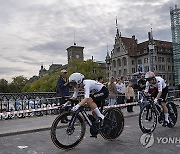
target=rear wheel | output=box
[51,112,86,150]
[139,104,157,133]
[100,108,124,140]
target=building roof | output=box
[120,36,173,56]
[121,37,137,56]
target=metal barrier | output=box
[0,90,179,120]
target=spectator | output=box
[56,69,70,123]
[137,73,146,110]
[97,76,104,84]
[125,81,135,112]
[116,76,126,104]
[107,76,118,106]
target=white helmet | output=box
[69,73,85,84]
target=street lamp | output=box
[148,30,155,72]
[148,43,155,72]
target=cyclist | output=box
[144,71,169,127]
[68,72,109,124]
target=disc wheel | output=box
[100,108,124,140]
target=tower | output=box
[170,5,180,86]
[66,45,84,64]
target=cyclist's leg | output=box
[90,86,109,120]
[87,98,104,119]
[160,86,169,125]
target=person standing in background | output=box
[107,76,118,106]
[56,69,70,123]
[116,76,126,104]
[137,73,146,110]
[97,76,104,84]
[125,81,135,112]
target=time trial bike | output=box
[50,99,124,150]
[139,95,178,133]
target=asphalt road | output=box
[0,109,179,154]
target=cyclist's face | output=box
[149,78,156,84]
[71,83,81,89]
[70,82,83,89]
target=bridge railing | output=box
[0,90,179,120]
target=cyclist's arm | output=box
[144,81,150,95]
[72,88,79,99]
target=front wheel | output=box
[139,104,157,133]
[51,112,86,150]
[100,108,124,140]
[167,102,178,128]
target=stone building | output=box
[106,27,174,87]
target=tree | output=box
[0,79,9,93]
[10,76,28,93]
[22,71,60,92]
[67,59,106,79]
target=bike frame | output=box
[68,106,93,130]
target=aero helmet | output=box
[69,73,85,84]
[145,71,155,80]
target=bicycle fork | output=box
[66,110,80,135]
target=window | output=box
[145,66,149,72]
[132,60,135,65]
[138,59,142,64]
[114,71,116,76]
[117,59,121,66]
[169,75,171,80]
[167,58,170,63]
[162,65,165,71]
[162,57,164,62]
[158,57,161,62]
[144,58,148,63]
[122,57,127,66]
[132,68,136,73]
[159,65,161,71]
[168,66,171,71]
[113,60,116,67]
[156,47,159,52]
[123,69,127,75]
[119,70,121,76]
[154,56,157,62]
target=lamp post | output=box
[148,30,155,72]
[148,43,155,72]
[105,52,111,78]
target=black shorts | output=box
[90,86,109,107]
[151,86,168,102]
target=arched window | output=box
[122,57,127,66]
[113,60,116,67]
[117,58,121,66]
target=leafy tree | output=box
[22,59,107,92]
[0,79,9,93]
[22,71,60,92]
[9,76,28,93]
[67,59,106,80]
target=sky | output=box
[0,0,179,82]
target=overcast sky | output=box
[0,0,179,82]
